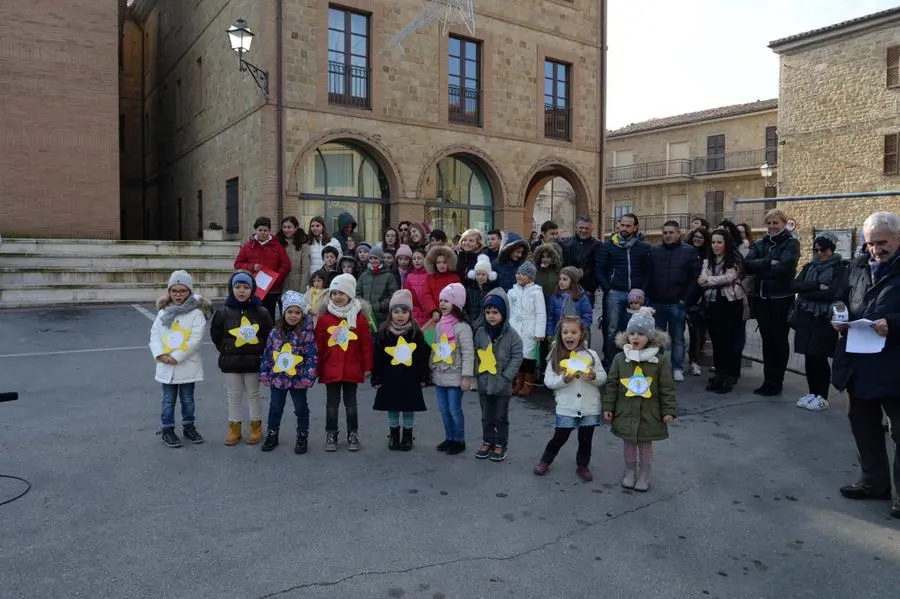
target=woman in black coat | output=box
[789,233,846,411]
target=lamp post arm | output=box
[239,57,269,96]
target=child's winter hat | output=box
[439,282,467,310]
[356,241,372,253]
[517,261,537,279]
[368,245,384,262]
[559,266,582,284]
[168,269,193,290]
[626,307,656,335]
[230,271,254,289]
[281,290,308,313]
[389,289,414,311]
[396,244,413,259]
[627,288,645,304]
[483,292,507,319]
[330,273,357,298]
[469,254,497,280]
[339,255,358,269]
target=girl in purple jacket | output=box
[546,266,593,337]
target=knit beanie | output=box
[627,288,645,305]
[357,241,372,253]
[439,282,466,310]
[330,273,357,298]
[368,245,384,262]
[559,266,582,285]
[814,231,838,252]
[281,290,307,313]
[389,289,413,311]
[517,261,537,280]
[626,307,656,335]
[168,269,193,291]
[231,271,254,289]
[395,244,413,259]
[483,292,507,319]
[473,254,493,274]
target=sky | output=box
[606,0,900,130]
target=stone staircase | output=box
[0,238,240,308]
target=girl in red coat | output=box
[422,246,461,324]
[403,247,430,326]
[234,216,291,319]
[315,273,373,452]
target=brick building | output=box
[0,0,123,239]
[126,0,605,242]
[604,100,779,237]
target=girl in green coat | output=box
[603,307,677,492]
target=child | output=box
[355,241,371,264]
[404,247,430,326]
[316,246,340,286]
[431,283,475,455]
[494,232,531,291]
[507,261,547,397]
[465,254,498,324]
[372,290,430,451]
[627,288,645,314]
[315,274,374,452]
[210,271,274,446]
[533,243,563,299]
[382,247,401,287]
[304,271,327,323]
[456,228,486,280]
[546,266,593,337]
[259,291,317,454]
[149,270,213,447]
[473,289,523,461]
[395,244,413,286]
[422,246,461,324]
[534,315,607,481]
[339,255,359,278]
[357,246,399,327]
[603,308,677,492]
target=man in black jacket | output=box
[648,221,701,381]
[562,215,601,304]
[831,211,900,519]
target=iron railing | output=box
[606,210,771,233]
[607,149,776,184]
[607,159,692,184]
[693,149,768,175]
[544,104,572,141]
[328,61,370,109]
[448,84,481,126]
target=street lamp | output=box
[227,18,269,95]
[759,161,774,187]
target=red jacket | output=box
[403,267,430,326]
[234,237,291,292]
[315,310,373,384]
[422,271,461,317]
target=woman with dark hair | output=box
[379,227,400,252]
[307,216,342,274]
[277,216,310,293]
[737,223,754,246]
[234,216,291,318]
[699,228,746,394]
[686,228,711,376]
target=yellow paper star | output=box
[477,343,498,374]
[385,335,417,366]
[560,351,591,376]
[272,342,304,375]
[162,321,190,354]
[620,365,653,398]
[431,333,456,364]
[229,315,260,347]
[327,320,358,351]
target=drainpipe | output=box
[134,16,148,240]
[275,0,285,221]
[598,0,607,234]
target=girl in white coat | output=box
[307,216,343,274]
[507,261,547,396]
[149,270,213,448]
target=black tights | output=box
[804,355,831,399]
[541,426,595,467]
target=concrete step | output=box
[0,254,237,270]
[0,267,233,287]
[0,238,241,257]
[0,282,229,308]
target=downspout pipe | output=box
[276,0,285,221]
[598,0,607,233]
[134,16,147,239]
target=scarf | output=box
[368,262,382,274]
[704,256,727,303]
[622,344,660,364]
[870,252,900,283]
[798,254,842,317]
[255,234,272,246]
[160,294,199,327]
[327,297,362,329]
[224,294,262,309]
[486,321,504,341]
[611,233,637,249]
[439,313,460,341]
[389,321,413,337]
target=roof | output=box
[607,99,778,138]
[769,6,900,51]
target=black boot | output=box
[261,429,279,452]
[706,376,723,392]
[388,427,401,450]
[400,428,414,451]
[294,432,308,454]
[715,376,735,394]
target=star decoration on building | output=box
[385,335,416,366]
[162,321,190,354]
[272,343,303,375]
[327,320,357,351]
[477,343,497,374]
[620,365,653,398]
[560,351,591,376]
[432,333,456,364]
[229,315,260,347]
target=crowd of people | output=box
[146,209,900,515]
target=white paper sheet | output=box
[255,270,274,290]
[832,319,886,354]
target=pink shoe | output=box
[533,461,550,476]
[576,466,593,482]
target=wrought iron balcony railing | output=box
[448,84,481,126]
[544,104,572,141]
[607,149,777,184]
[328,61,370,109]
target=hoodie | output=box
[493,232,531,291]
[335,212,361,255]
[473,288,524,396]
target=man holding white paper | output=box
[831,211,900,519]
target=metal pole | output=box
[730,190,900,219]
[597,0,607,233]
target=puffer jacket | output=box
[544,347,606,417]
[314,299,374,384]
[429,320,475,387]
[423,246,461,317]
[281,240,310,292]
[404,265,430,325]
[209,295,274,374]
[648,242,701,304]
[234,236,291,293]
[259,317,317,389]
[357,267,399,327]
[149,295,214,384]
[494,233,531,291]
[699,258,746,303]
[473,289,524,395]
[508,281,547,360]
[456,247,488,281]
[546,287,593,336]
[743,229,800,299]
[562,235,601,294]
[595,233,653,294]
[308,236,342,273]
[465,277,499,325]
[533,243,563,298]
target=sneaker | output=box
[490,445,507,462]
[325,432,338,452]
[576,466,593,482]
[533,461,550,476]
[805,396,829,411]
[347,432,361,452]
[445,441,466,455]
[795,393,815,408]
[436,439,452,452]
[261,429,279,452]
[182,424,204,444]
[689,362,702,376]
[475,443,493,459]
[673,369,685,382]
[160,427,183,448]
[294,433,308,454]
[839,481,891,500]
[709,366,716,373]
[891,497,900,519]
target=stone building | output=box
[604,100,779,237]
[770,7,900,251]
[126,0,604,243]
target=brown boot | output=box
[519,373,536,397]
[225,421,242,446]
[247,420,263,445]
[511,373,523,396]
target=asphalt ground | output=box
[0,303,897,599]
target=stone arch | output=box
[520,157,593,232]
[415,144,510,206]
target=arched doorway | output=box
[297,141,390,242]
[521,159,592,237]
[532,177,576,234]
[423,155,495,239]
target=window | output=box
[448,36,481,126]
[885,134,900,175]
[765,126,778,165]
[706,135,725,171]
[328,7,370,108]
[764,184,777,211]
[888,46,900,88]
[226,177,240,234]
[705,190,724,222]
[425,155,494,239]
[613,202,632,219]
[197,189,203,237]
[544,59,571,141]
[613,150,633,167]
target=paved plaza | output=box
[0,304,897,598]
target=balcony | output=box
[606,209,771,234]
[544,105,572,141]
[607,159,692,184]
[448,84,481,126]
[606,149,776,184]
[328,61,370,109]
[692,148,771,175]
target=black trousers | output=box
[847,393,899,492]
[519,358,537,374]
[325,382,358,433]
[805,355,831,399]
[755,297,794,388]
[262,292,281,320]
[707,298,744,380]
[541,426,595,467]
[479,393,511,446]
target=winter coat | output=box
[744,229,800,299]
[314,301,374,384]
[149,295,213,384]
[473,289,524,396]
[648,242,701,305]
[357,268,399,327]
[508,281,547,360]
[546,288,592,336]
[430,320,475,387]
[308,237,342,274]
[544,348,606,417]
[334,212,361,255]
[595,233,653,294]
[699,258,746,303]
[533,243,563,298]
[603,333,677,442]
[831,253,900,399]
[423,246,461,318]
[313,266,339,287]
[494,234,531,291]
[234,237,291,293]
[372,328,430,412]
[282,240,310,292]
[209,302,274,373]
[790,258,846,358]
[562,235,601,294]
[404,266,430,325]
[259,318,318,389]
[465,278,499,324]
[456,248,487,281]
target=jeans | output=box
[267,387,310,434]
[804,356,831,399]
[604,290,629,367]
[707,299,744,380]
[479,393,510,446]
[847,393,900,492]
[653,303,686,370]
[161,383,195,428]
[541,426,595,467]
[325,382,358,433]
[435,385,466,442]
[755,297,794,388]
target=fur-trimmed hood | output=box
[425,245,458,273]
[533,243,563,269]
[498,235,531,264]
[155,294,214,319]
[615,329,670,351]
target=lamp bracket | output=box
[239,56,269,96]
